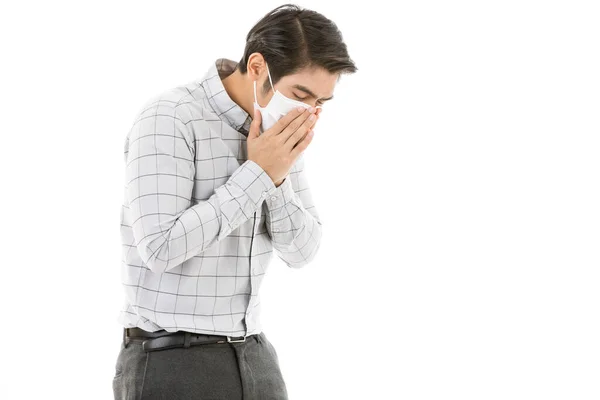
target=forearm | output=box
[130,160,276,274]
[263,176,323,268]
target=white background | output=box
[1,1,599,399]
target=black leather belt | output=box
[124,328,251,352]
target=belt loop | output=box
[123,328,128,348]
[184,332,191,348]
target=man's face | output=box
[265,65,338,117]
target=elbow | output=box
[292,222,323,269]
[286,237,322,270]
[139,247,169,275]
[145,257,169,275]
[136,236,172,275]
[286,251,317,269]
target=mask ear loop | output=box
[266,62,275,92]
[253,80,259,107]
[254,63,276,108]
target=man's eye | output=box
[295,94,323,107]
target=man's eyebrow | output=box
[292,84,334,101]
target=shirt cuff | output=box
[263,175,295,211]
[228,159,278,206]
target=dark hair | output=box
[237,4,357,95]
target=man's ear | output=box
[247,53,267,82]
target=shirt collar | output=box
[199,58,252,136]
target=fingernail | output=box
[297,106,305,112]
[309,114,316,121]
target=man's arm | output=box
[126,100,277,274]
[262,152,323,269]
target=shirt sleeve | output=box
[261,152,324,269]
[125,100,277,274]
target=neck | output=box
[221,68,254,118]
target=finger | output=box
[290,128,315,159]
[284,109,316,150]
[302,114,318,142]
[269,106,309,136]
[278,107,313,142]
[298,113,318,142]
[248,107,263,139]
[309,113,319,129]
[306,107,321,137]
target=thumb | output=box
[248,107,261,140]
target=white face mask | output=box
[253,62,321,134]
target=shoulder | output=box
[134,83,196,120]
[126,86,201,157]
[137,79,216,127]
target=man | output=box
[113,4,356,399]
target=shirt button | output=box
[270,196,277,201]
[273,228,279,232]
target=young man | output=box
[113,4,356,399]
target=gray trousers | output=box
[112,330,289,399]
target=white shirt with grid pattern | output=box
[117,58,323,337]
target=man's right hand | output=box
[247,106,319,184]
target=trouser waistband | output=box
[123,328,254,352]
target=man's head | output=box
[237,4,357,110]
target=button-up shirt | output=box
[117,58,323,337]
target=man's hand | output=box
[247,105,320,185]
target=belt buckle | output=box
[227,335,247,343]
